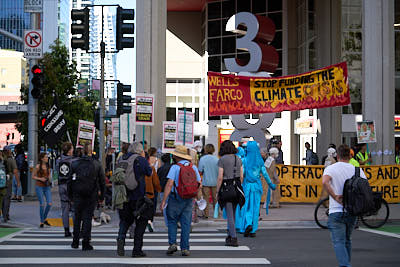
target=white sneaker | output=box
[92,219,101,227]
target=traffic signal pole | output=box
[99,41,106,168]
[27,12,40,197]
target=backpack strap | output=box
[355,166,360,177]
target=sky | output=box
[95,0,136,91]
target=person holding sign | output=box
[356,144,372,166]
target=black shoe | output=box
[166,244,178,255]
[39,223,44,228]
[44,220,51,226]
[244,225,252,237]
[225,235,231,246]
[71,239,79,249]
[132,251,146,257]
[117,239,125,256]
[82,241,93,251]
[64,228,72,237]
[229,237,239,247]
[249,233,256,238]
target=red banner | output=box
[208,62,350,116]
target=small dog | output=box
[100,212,111,224]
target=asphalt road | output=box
[0,227,398,266]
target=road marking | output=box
[0,245,250,251]
[359,228,400,239]
[0,257,270,265]
[24,228,218,233]
[0,229,26,243]
[7,238,225,243]
[18,233,227,237]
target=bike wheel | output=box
[361,199,390,229]
[314,197,330,229]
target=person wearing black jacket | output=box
[69,143,105,251]
[117,142,152,258]
[57,142,77,237]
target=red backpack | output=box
[176,162,199,199]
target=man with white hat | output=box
[160,145,201,257]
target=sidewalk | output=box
[1,186,399,229]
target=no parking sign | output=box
[24,30,43,59]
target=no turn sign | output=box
[24,30,43,59]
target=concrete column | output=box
[136,0,167,148]
[315,0,342,157]
[362,0,395,164]
[287,0,299,164]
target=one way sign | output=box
[24,30,43,59]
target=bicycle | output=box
[314,193,390,229]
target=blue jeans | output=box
[159,192,168,226]
[12,175,22,197]
[35,186,52,223]
[166,193,193,250]
[328,212,357,267]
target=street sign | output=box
[24,0,43,13]
[0,105,28,112]
[24,30,43,59]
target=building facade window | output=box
[342,0,362,114]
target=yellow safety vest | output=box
[396,155,400,164]
[356,151,370,166]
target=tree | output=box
[16,39,96,149]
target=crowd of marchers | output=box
[0,137,394,266]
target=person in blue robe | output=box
[236,141,276,237]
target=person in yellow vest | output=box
[356,144,371,166]
[349,149,360,167]
[395,146,400,164]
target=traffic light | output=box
[71,8,90,50]
[117,83,132,116]
[31,65,44,99]
[6,133,10,140]
[116,7,135,50]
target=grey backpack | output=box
[116,154,139,190]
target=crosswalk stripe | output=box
[24,228,218,233]
[18,233,227,237]
[0,257,270,265]
[0,245,250,251]
[7,238,226,243]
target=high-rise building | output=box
[0,0,30,51]
[90,6,117,100]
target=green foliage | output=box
[16,39,96,149]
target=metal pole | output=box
[99,41,105,167]
[27,12,39,197]
[183,108,186,146]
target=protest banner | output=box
[176,110,194,146]
[76,120,95,150]
[208,62,349,116]
[135,93,154,126]
[356,120,376,143]
[162,121,177,153]
[40,103,67,147]
[266,165,400,203]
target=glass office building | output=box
[0,0,30,51]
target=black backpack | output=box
[71,157,97,197]
[310,152,319,165]
[343,167,375,216]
